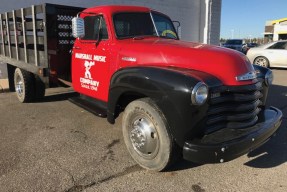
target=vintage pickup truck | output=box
[0,4,282,171]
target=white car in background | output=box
[247,40,287,68]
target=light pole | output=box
[231,29,234,39]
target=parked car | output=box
[247,43,259,47]
[222,39,245,52]
[242,43,259,54]
[247,40,287,68]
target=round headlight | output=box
[265,70,273,86]
[191,82,208,105]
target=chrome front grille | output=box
[205,81,263,135]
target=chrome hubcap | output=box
[255,58,267,67]
[15,75,24,97]
[130,117,159,159]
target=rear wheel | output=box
[14,68,35,103]
[34,76,45,100]
[254,56,270,68]
[122,98,180,171]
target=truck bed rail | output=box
[0,4,84,86]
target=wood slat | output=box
[0,14,5,56]
[32,5,38,66]
[7,46,46,65]
[7,20,43,31]
[5,12,11,57]
[21,8,28,63]
[6,36,44,45]
[13,10,19,60]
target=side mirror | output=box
[72,17,85,38]
[173,21,181,39]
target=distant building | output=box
[0,0,222,45]
[264,18,287,43]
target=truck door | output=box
[72,15,111,102]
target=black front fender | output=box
[108,66,221,147]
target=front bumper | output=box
[183,107,282,164]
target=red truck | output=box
[0,4,282,171]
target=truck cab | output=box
[71,6,179,102]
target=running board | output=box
[69,95,107,117]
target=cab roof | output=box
[83,5,151,15]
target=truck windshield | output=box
[151,12,178,39]
[113,12,178,39]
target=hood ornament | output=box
[236,71,257,81]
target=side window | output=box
[268,42,287,49]
[82,15,108,40]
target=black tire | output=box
[122,98,180,171]
[34,75,45,100]
[254,56,270,68]
[14,68,35,103]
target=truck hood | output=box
[118,38,255,86]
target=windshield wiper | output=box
[132,36,145,40]
[132,35,157,40]
[159,35,177,40]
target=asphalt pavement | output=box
[0,69,286,192]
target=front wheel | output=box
[122,98,180,171]
[254,56,270,68]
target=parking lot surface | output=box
[0,69,286,192]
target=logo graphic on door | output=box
[80,60,99,92]
[75,53,106,92]
[84,61,95,79]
